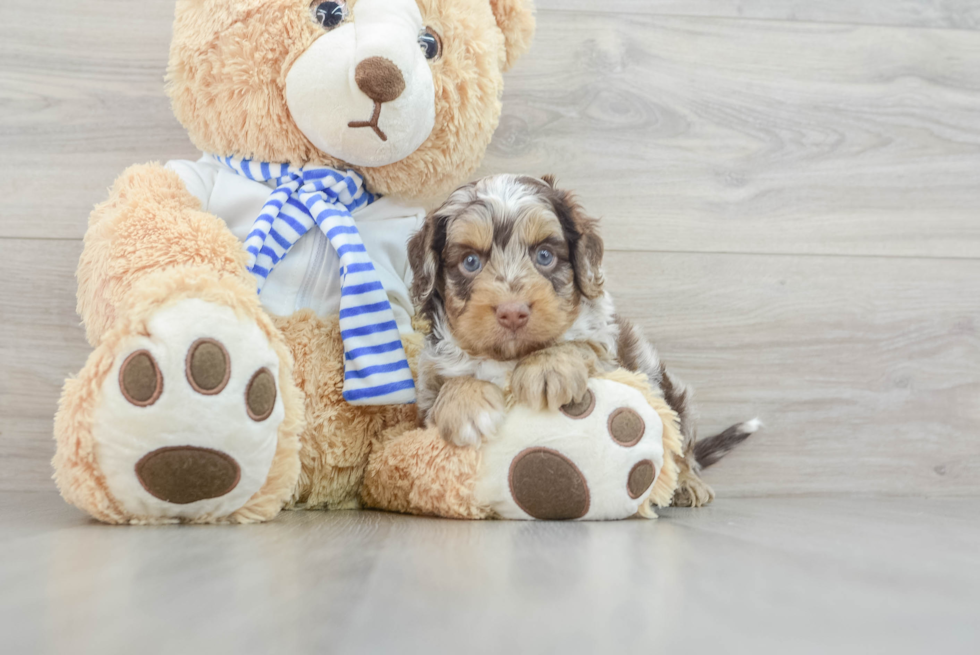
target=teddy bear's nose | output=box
[355,56,406,104]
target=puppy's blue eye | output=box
[535,248,555,267]
[462,254,482,273]
[313,1,346,29]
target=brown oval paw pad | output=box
[246,368,277,421]
[119,350,163,407]
[628,460,656,499]
[608,407,645,447]
[136,446,241,505]
[186,338,231,395]
[560,389,596,419]
[508,448,590,520]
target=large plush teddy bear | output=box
[52,0,684,524]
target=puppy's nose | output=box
[496,303,530,331]
[355,56,406,103]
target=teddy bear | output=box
[52,0,685,524]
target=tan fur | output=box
[360,366,683,520]
[509,341,598,411]
[428,375,506,445]
[362,424,489,519]
[446,211,495,251]
[490,0,536,70]
[436,195,581,361]
[77,164,250,346]
[449,267,577,361]
[168,0,537,202]
[408,175,703,511]
[56,0,545,523]
[55,266,305,524]
[273,311,423,509]
[517,206,566,246]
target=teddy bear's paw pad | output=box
[119,350,164,406]
[560,388,596,419]
[509,448,590,520]
[608,408,645,447]
[245,368,277,421]
[628,460,656,499]
[136,446,241,505]
[474,378,666,521]
[186,338,231,395]
[92,298,283,521]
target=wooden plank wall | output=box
[1,1,978,495]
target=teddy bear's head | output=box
[167,0,534,200]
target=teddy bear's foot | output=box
[55,272,303,524]
[96,298,286,521]
[473,378,668,521]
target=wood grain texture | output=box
[2,240,977,495]
[604,251,980,497]
[2,7,979,258]
[1,493,978,654]
[537,0,980,30]
[1,2,978,498]
[478,13,980,257]
[0,0,196,241]
[0,239,87,493]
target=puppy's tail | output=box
[692,418,762,469]
[660,365,759,469]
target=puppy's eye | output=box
[419,28,442,60]
[312,1,347,29]
[535,248,556,267]
[461,254,482,274]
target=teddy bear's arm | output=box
[77,163,252,346]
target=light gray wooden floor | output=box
[1,492,977,655]
[1,2,980,653]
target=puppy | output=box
[407,174,758,506]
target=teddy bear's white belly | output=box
[166,156,423,332]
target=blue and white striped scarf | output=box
[215,155,415,406]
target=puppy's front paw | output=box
[429,377,506,448]
[512,346,591,412]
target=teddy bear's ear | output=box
[490,0,536,71]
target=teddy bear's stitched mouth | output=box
[348,102,388,142]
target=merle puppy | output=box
[407,174,757,506]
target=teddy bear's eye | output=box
[461,254,482,274]
[313,1,347,29]
[418,28,442,61]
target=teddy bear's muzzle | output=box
[135,446,242,505]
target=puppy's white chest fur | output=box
[427,339,517,389]
[470,359,518,388]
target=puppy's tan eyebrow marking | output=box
[518,207,564,247]
[447,212,493,253]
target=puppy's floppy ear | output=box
[489,0,536,71]
[544,176,605,299]
[408,211,443,307]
